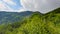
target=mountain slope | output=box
[0,8,60,34]
[0,11,33,24]
[18,8,60,34]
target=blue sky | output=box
[0,0,23,11]
[6,0,22,10]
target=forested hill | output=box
[0,11,33,24]
[0,8,60,34]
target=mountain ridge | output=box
[0,11,33,24]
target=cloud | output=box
[0,0,21,12]
[2,0,16,5]
[0,0,26,12]
[0,1,13,11]
[3,8,26,12]
[20,0,60,14]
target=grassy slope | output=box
[0,8,60,34]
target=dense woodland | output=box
[0,8,60,34]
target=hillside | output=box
[0,8,60,34]
[0,11,33,24]
[18,8,60,34]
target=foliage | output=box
[0,8,60,34]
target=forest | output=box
[0,8,60,34]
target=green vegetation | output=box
[0,8,60,34]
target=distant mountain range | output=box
[0,11,33,24]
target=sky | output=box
[0,0,60,14]
[0,0,25,12]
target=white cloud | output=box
[0,0,19,12]
[0,0,26,12]
[0,1,26,12]
[0,1,13,11]
[3,0,16,5]
[21,0,60,14]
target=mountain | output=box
[0,8,60,34]
[18,8,60,34]
[0,11,33,24]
